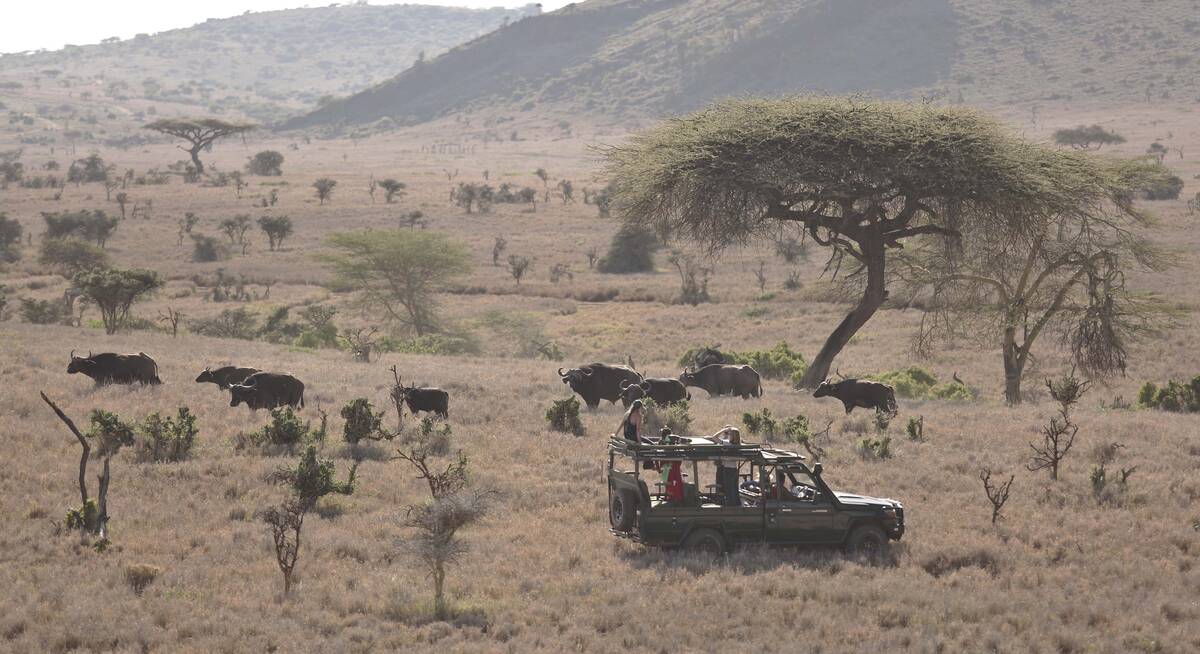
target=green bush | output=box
[1140,174,1184,201]
[191,234,227,262]
[867,366,972,401]
[137,407,198,462]
[678,341,808,383]
[855,435,892,461]
[545,396,584,436]
[380,333,482,356]
[189,307,260,340]
[38,238,109,274]
[742,408,780,438]
[19,297,68,325]
[244,407,326,450]
[1138,376,1200,412]
[417,416,453,455]
[597,223,658,274]
[340,398,391,445]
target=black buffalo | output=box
[395,385,449,419]
[67,350,161,386]
[195,365,259,390]
[618,377,690,407]
[229,372,305,411]
[813,378,897,416]
[558,363,643,409]
[679,364,762,399]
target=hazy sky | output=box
[1,1,572,54]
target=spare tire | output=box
[610,488,638,532]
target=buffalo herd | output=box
[66,347,897,425]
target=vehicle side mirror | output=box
[812,462,823,476]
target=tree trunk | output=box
[188,145,205,174]
[798,239,887,388]
[1002,326,1025,405]
[433,563,446,619]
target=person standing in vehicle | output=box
[711,426,742,506]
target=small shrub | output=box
[417,417,452,455]
[643,398,692,436]
[742,408,780,438]
[1140,173,1184,201]
[597,223,658,274]
[191,234,227,262]
[246,150,284,176]
[38,238,109,274]
[242,407,326,451]
[19,297,68,325]
[136,407,198,462]
[855,435,892,460]
[340,398,392,445]
[905,416,924,441]
[1138,375,1200,413]
[545,397,584,436]
[124,564,161,596]
[189,307,260,340]
[868,366,972,401]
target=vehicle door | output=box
[764,468,835,544]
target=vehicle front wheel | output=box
[683,528,726,555]
[845,525,889,556]
[610,488,638,532]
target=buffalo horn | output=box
[558,367,566,377]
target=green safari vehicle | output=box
[607,436,905,554]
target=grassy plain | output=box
[1,100,1199,652]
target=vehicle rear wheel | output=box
[845,525,889,556]
[683,528,726,555]
[609,488,638,532]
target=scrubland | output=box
[1,102,1199,653]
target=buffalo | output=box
[559,363,643,409]
[67,350,161,386]
[693,346,727,369]
[395,385,450,419]
[618,377,689,407]
[679,364,762,399]
[195,365,259,390]
[813,378,897,416]
[229,372,305,411]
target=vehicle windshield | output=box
[779,468,826,502]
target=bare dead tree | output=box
[1028,373,1090,480]
[979,468,1014,524]
[157,307,184,337]
[754,260,768,293]
[389,365,406,430]
[340,327,378,363]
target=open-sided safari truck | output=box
[607,436,905,554]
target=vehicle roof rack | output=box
[608,436,806,464]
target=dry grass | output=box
[1,103,1199,652]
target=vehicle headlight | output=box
[882,507,897,521]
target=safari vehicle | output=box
[607,436,904,554]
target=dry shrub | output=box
[124,563,161,595]
[921,548,1001,578]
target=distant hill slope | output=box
[285,0,1200,129]
[0,3,540,122]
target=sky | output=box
[1,1,573,54]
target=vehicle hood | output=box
[833,492,899,508]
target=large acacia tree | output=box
[605,96,1124,387]
[902,155,1172,404]
[144,118,256,174]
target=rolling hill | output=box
[0,3,542,123]
[284,0,1200,129]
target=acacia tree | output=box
[904,158,1172,403]
[143,118,255,174]
[73,267,162,334]
[319,230,471,335]
[605,97,1131,387]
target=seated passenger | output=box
[615,399,645,443]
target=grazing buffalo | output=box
[195,365,259,390]
[395,385,450,419]
[679,364,762,399]
[229,372,305,411]
[558,363,643,410]
[813,378,897,416]
[618,377,690,407]
[67,350,161,386]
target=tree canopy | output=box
[319,230,471,336]
[603,96,1161,386]
[144,118,256,174]
[73,267,162,334]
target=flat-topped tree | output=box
[143,118,256,174]
[605,96,1097,387]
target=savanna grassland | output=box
[1,98,1200,654]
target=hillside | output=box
[0,3,541,123]
[285,0,1200,129]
